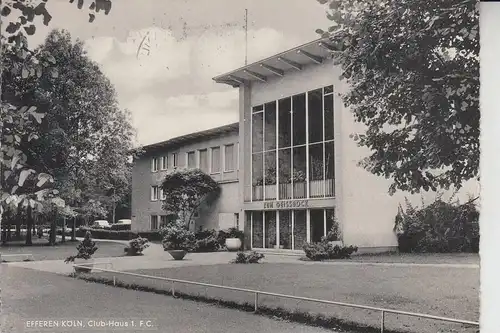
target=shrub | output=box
[64,231,98,263]
[193,229,220,252]
[303,242,358,261]
[160,223,196,251]
[395,195,480,253]
[231,251,265,264]
[127,236,150,255]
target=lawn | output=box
[329,252,479,265]
[0,239,125,261]
[94,262,479,333]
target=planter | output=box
[225,238,242,251]
[328,241,343,247]
[167,250,187,260]
[73,258,93,273]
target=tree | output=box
[161,169,221,229]
[316,0,479,194]
[1,1,114,242]
[2,28,136,244]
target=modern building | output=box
[212,36,403,254]
[133,36,477,253]
[131,123,241,232]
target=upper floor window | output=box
[199,149,208,172]
[151,186,159,201]
[160,188,166,200]
[211,146,221,173]
[224,144,235,172]
[161,156,168,170]
[151,157,159,172]
[187,151,196,169]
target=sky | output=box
[28,0,332,146]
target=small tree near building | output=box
[161,169,220,229]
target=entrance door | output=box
[278,211,292,249]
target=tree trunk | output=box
[25,205,33,246]
[61,216,66,243]
[71,217,76,241]
[112,202,116,225]
[15,208,21,240]
[49,211,57,246]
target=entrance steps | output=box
[252,248,304,257]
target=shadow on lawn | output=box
[68,273,476,333]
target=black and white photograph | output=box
[0,0,490,332]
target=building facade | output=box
[213,37,404,253]
[131,123,241,232]
[132,36,479,253]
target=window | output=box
[161,156,168,170]
[199,149,208,172]
[151,157,158,172]
[224,144,235,171]
[151,215,159,230]
[187,151,196,169]
[249,85,336,201]
[160,215,168,227]
[151,186,159,201]
[235,213,239,230]
[160,188,166,200]
[171,153,178,168]
[211,147,221,173]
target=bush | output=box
[110,224,131,231]
[64,231,98,263]
[395,195,480,253]
[193,229,220,252]
[231,251,265,264]
[160,223,196,251]
[303,242,358,261]
[127,236,150,255]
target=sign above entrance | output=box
[263,200,309,210]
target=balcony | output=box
[245,178,334,202]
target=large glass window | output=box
[309,143,324,198]
[264,151,276,200]
[293,210,307,249]
[293,146,307,199]
[310,209,325,243]
[308,89,323,144]
[252,211,263,248]
[292,94,306,146]
[278,148,292,199]
[252,111,264,153]
[279,211,292,249]
[264,211,277,249]
[264,102,277,151]
[325,141,335,197]
[324,93,334,141]
[249,85,335,201]
[278,97,292,148]
[252,153,263,201]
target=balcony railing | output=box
[245,179,335,202]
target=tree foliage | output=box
[1,1,113,218]
[316,0,479,194]
[161,169,221,228]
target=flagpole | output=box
[244,8,248,65]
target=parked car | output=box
[92,220,111,229]
[111,219,131,231]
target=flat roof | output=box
[138,122,239,153]
[212,34,341,87]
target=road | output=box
[0,265,336,333]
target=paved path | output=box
[0,265,337,333]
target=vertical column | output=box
[291,210,295,250]
[239,83,252,248]
[276,211,280,249]
[305,91,310,199]
[306,209,311,243]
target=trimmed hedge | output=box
[76,227,161,241]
